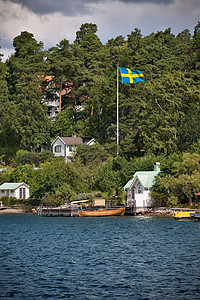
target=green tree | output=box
[157,153,200,206]
[5,32,50,150]
[47,39,76,113]
[51,107,75,137]
[31,157,87,200]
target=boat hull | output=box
[172,211,195,219]
[78,207,125,217]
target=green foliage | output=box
[156,152,200,206]
[2,23,200,207]
[75,144,109,165]
[166,196,179,207]
[14,150,53,166]
[73,193,93,201]
[1,22,200,158]
[0,196,40,207]
[51,107,75,137]
[30,157,87,200]
[94,156,130,195]
[0,196,16,206]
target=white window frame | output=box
[55,145,61,153]
[19,188,26,199]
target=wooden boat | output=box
[78,207,125,217]
[172,211,195,219]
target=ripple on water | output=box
[0,214,200,299]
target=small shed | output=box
[93,199,106,206]
[124,162,160,212]
[0,182,30,199]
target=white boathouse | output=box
[124,162,160,213]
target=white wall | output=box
[0,185,30,199]
[53,139,76,158]
[53,139,66,157]
[126,188,152,211]
[15,185,30,199]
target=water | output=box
[0,214,200,299]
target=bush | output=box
[72,193,93,201]
[25,198,41,206]
[0,196,24,206]
[15,150,53,166]
[94,192,102,197]
[167,196,178,207]
[41,193,66,207]
[151,191,167,207]
[1,196,10,206]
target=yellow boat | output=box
[78,207,125,217]
[172,211,195,219]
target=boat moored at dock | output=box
[172,211,196,219]
[78,207,125,217]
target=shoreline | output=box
[0,207,199,217]
[0,207,35,214]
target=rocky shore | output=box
[141,209,173,217]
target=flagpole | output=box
[117,65,119,156]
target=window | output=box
[55,145,61,152]
[69,145,72,152]
[19,188,26,199]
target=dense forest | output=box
[1,22,200,207]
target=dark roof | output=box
[60,137,83,146]
[51,136,96,146]
[82,137,93,145]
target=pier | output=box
[38,206,78,217]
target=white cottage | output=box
[51,133,97,162]
[0,182,30,199]
[124,162,160,213]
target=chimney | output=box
[154,162,160,172]
[72,132,77,138]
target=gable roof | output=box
[51,136,97,146]
[60,136,83,146]
[51,136,83,146]
[124,163,160,191]
[0,182,30,190]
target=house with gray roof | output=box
[0,182,30,199]
[51,133,97,162]
[124,162,160,212]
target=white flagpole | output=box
[117,65,119,156]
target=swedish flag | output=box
[119,67,145,84]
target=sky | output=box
[0,0,200,61]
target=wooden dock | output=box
[38,206,78,217]
[38,205,125,217]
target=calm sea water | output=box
[0,214,200,299]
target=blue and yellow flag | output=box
[119,67,145,84]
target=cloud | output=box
[0,0,199,62]
[89,0,200,39]
[1,0,174,16]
